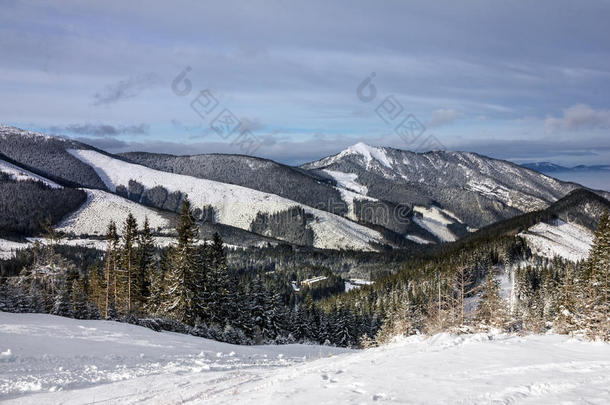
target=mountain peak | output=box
[341,142,394,168]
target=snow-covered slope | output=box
[0,239,30,259]
[68,149,385,251]
[56,189,174,236]
[412,205,461,242]
[3,313,610,404]
[0,159,61,188]
[520,219,594,262]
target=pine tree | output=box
[163,196,199,324]
[104,221,119,319]
[135,217,155,312]
[584,211,610,340]
[475,271,508,330]
[554,262,581,335]
[121,213,138,314]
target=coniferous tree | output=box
[163,196,199,324]
[104,221,119,319]
[584,211,610,340]
[135,217,155,312]
[120,213,138,313]
[476,271,508,330]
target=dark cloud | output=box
[73,136,130,150]
[93,73,159,106]
[49,123,149,137]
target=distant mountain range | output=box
[1,125,609,253]
[522,162,610,173]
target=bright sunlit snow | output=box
[2,313,610,404]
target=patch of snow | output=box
[519,219,594,262]
[405,234,434,244]
[56,189,173,236]
[322,170,368,195]
[412,205,459,242]
[0,239,30,260]
[0,160,61,188]
[322,170,376,221]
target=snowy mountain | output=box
[302,143,609,229]
[2,126,608,252]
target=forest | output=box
[1,195,609,346]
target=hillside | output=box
[0,126,106,189]
[68,148,385,250]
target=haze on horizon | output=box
[1,0,609,168]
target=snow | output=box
[0,159,62,188]
[56,189,173,236]
[342,142,394,168]
[313,143,394,170]
[0,239,30,259]
[0,125,60,142]
[321,170,377,221]
[68,149,384,251]
[0,313,348,402]
[520,220,594,262]
[405,234,434,244]
[412,205,460,242]
[322,170,368,195]
[3,313,610,404]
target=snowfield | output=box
[2,313,610,404]
[412,205,461,242]
[0,159,62,188]
[56,189,174,236]
[520,220,594,262]
[68,149,384,251]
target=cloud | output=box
[239,117,265,132]
[73,136,130,150]
[427,109,460,128]
[49,123,149,137]
[92,73,159,105]
[545,104,610,132]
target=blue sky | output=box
[1,0,610,165]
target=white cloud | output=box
[427,109,460,128]
[545,104,610,132]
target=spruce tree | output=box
[121,213,138,313]
[104,221,119,319]
[136,217,155,312]
[585,211,610,340]
[163,196,199,324]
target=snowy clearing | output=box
[412,205,460,242]
[520,219,594,262]
[0,239,30,259]
[56,189,174,236]
[68,149,384,251]
[2,313,610,404]
[0,159,61,188]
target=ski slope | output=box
[412,205,461,242]
[56,189,174,236]
[68,149,384,250]
[2,313,610,404]
[520,220,594,262]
